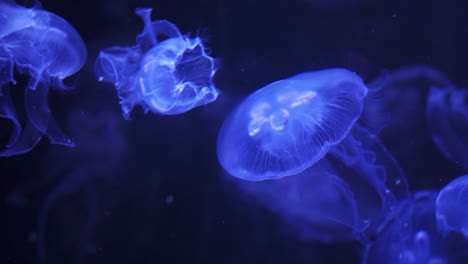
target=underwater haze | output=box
[2,0,468,263]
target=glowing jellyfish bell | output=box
[0,0,87,156]
[95,8,220,119]
[217,68,368,181]
[435,174,468,239]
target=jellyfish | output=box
[0,0,87,156]
[218,68,409,241]
[435,174,468,239]
[363,191,468,264]
[426,86,468,169]
[7,106,127,264]
[94,8,220,119]
[217,68,368,181]
[216,68,406,187]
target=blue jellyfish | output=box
[217,68,368,181]
[217,68,408,189]
[363,191,468,264]
[94,8,220,119]
[426,86,468,169]
[435,174,468,239]
[0,0,87,156]
[218,68,410,241]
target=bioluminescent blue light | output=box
[435,174,468,239]
[426,86,468,169]
[233,124,409,243]
[363,191,468,264]
[7,107,127,264]
[95,8,220,119]
[217,68,368,181]
[360,65,452,135]
[0,0,87,157]
[233,160,362,242]
[218,68,410,241]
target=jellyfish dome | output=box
[95,8,220,119]
[0,0,87,156]
[435,174,468,239]
[217,68,368,181]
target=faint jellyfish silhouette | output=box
[0,0,87,156]
[362,65,453,135]
[7,106,127,264]
[94,8,220,119]
[360,65,454,179]
[426,87,468,169]
[435,174,468,239]
[232,160,363,242]
[363,190,468,264]
[37,108,126,264]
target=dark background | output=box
[2,0,468,263]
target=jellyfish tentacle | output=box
[0,85,21,148]
[24,83,75,146]
[135,8,182,47]
[0,120,43,157]
[0,0,85,156]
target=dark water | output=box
[2,0,468,263]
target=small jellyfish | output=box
[426,86,468,169]
[435,174,468,239]
[0,0,87,156]
[217,68,367,181]
[95,8,220,119]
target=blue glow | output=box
[7,107,127,264]
[0,0,87,156]
[233,160,363,242]
[233,124,409,242]
[218,68,409,241]
[217,68,368,181]
[426,86,468,169]
[95,8,220,119]
[328,124,409,238]
[363,190,468,264]
[436,174,468,239]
